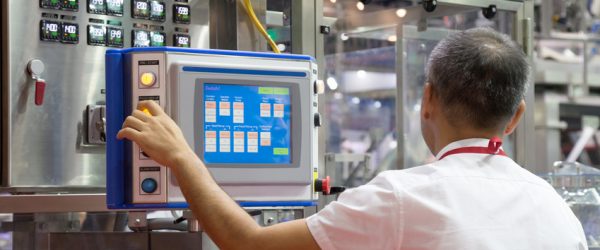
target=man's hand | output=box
[117,100,193,168]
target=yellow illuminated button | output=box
[140,72,156,87]
[142,108,151,116]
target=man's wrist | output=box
[171,149,201,169]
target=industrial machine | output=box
[2,0,208,191]
[105,47,324,208]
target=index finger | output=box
[138,100,164,116]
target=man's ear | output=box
[504,100,526,135]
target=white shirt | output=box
[307,138,587,250]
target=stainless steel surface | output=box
[0,194,109,213]
[2,0,209,189]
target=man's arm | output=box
[117,101,320,250]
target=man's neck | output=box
[433,128,502,155]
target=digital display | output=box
[202,83,292,164]
[106,0,124,16]
[87,25,106,46]
[61,22,79,44]
[40,20,61,42]
[61,0,79,11]
[173,34,190,47]
[107,27,124,47]
[132,30,150,47]
[173,4,190,24]
[40,0,60,9]
[132,0,150,19]
[87,0,105,14]
[150,1,166,22]
[150,31,166,47]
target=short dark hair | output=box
[426,27,529,129]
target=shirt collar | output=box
[434,138,496,160]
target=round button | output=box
[141,178,158,193]
[140,72,156,87]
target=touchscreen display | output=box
[202,83,291,164]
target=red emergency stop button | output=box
[315,176,331,195]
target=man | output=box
[118,27,587,249]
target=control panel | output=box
[106,48,320,208]
[38,0,194,48]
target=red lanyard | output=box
[438,137,507,160]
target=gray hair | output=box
[426,27,530,129]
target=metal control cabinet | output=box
[106,48,320,209]
[1,0,208,190]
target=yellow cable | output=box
[242,0,281,54]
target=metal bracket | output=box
[87,104,106,145]
[128,211,148,231]
[183,210,200,232]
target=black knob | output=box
[314,113,321,127]
[482,5,497,19]
[423,0,437,12]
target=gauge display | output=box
[173,34,190,48]
[132,30,150,47]
[61,22,79,44]
[40,0,61,9]
[173,4,190,24]
[40,20,61,42]
[88,25,106,46]
[107,27,124,47]
[87,0,106,14]
[149,1,166,22]
[132,0,150,19]
[61,0,79,11]
[150,31,166,47]
[106,0,123,16]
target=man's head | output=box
[420,27,530,154]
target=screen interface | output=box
[173,34,190,47]
[150,31,166,46]
[202,83,291,164]
[106,0,124,16]
[88,0,105,14]
[61,22,79,44]
[132,0,150,19]
[173,4,190,24]
[132,30,150,47]
[40,20,60,42]
[107,27,124,47]
[150,1,166,21]
[87,25,106,45]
